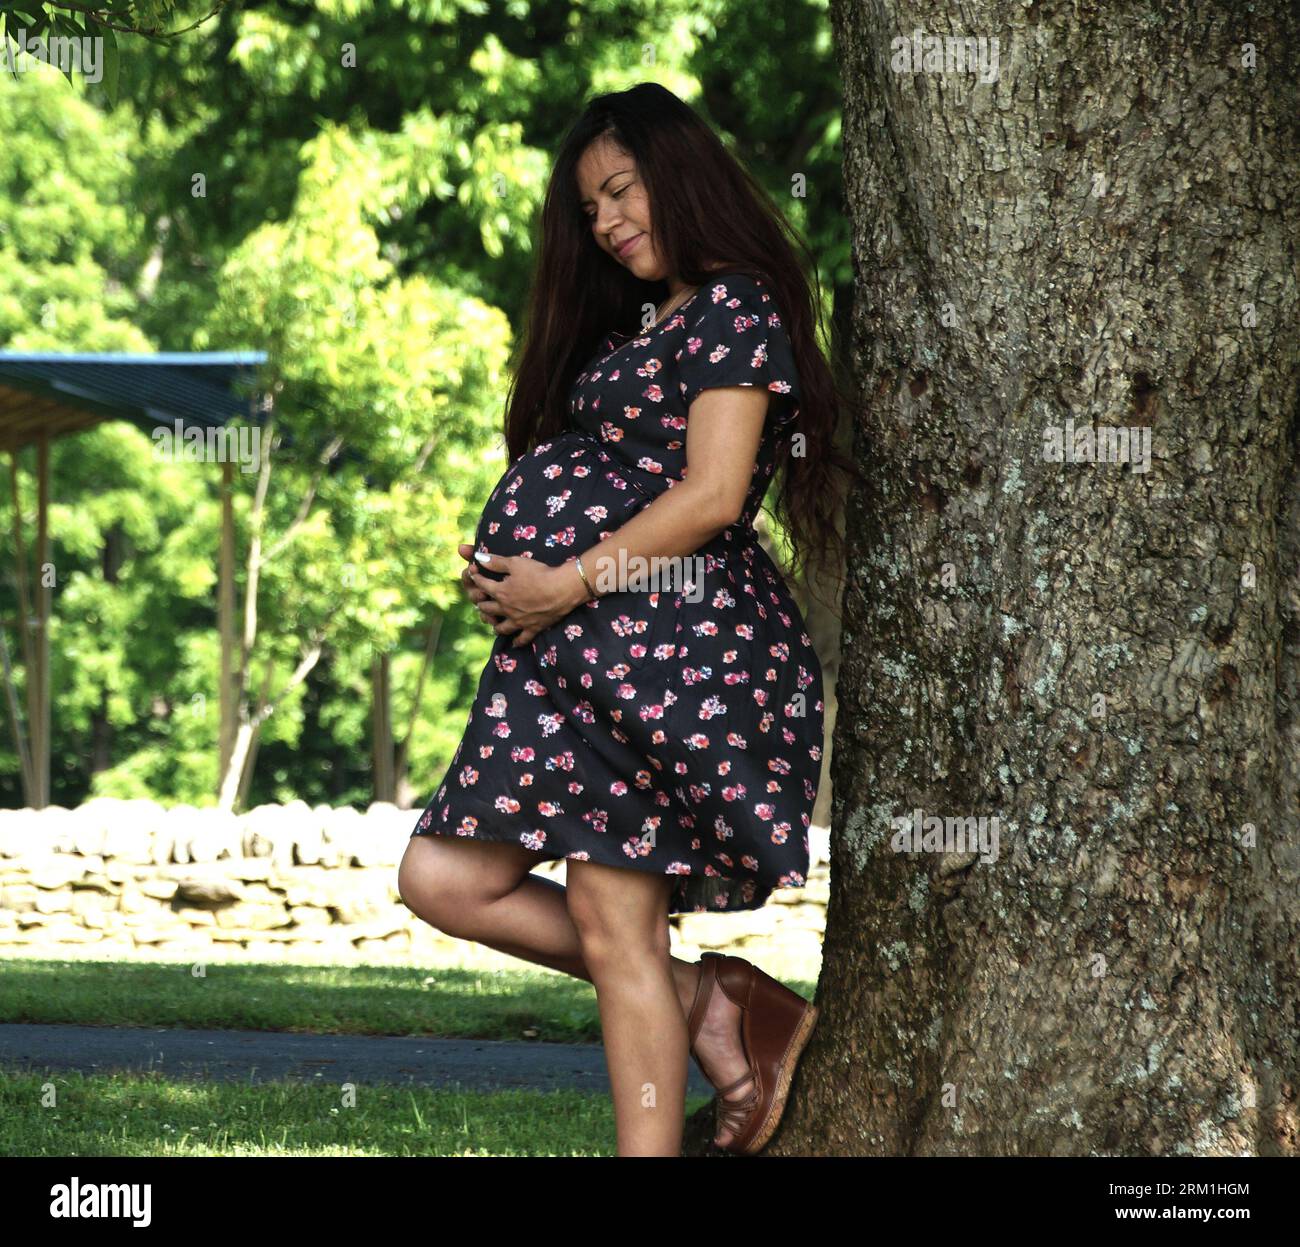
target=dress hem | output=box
[407,820,805,916]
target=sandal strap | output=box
[719,1105,759,1133]
[715,1070,761,1137]
[686,953,723,1050]
[719,1087,762,1119]
[715,1070,756,1098]
[716,1084,763,1134]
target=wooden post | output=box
[4,448,36,803]
[372,651,394,802]
[218,457,235,791]
[35,430,49,807]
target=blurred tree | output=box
[198,123,510,808]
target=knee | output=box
[397,839,479,939]
[396,841,427,912]
[568,896,671,973]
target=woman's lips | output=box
[616,233,643,258]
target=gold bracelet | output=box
[574,555,597,601]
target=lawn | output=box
[0,955,807,1155]
[1,1066,718,1156]
[0,956,605,1042]
[0,955,815,1041]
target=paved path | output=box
[0,1022,714,1095]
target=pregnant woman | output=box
[398,82,855,1156]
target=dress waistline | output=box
[566,426,758,544]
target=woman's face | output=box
[576,135,667,281]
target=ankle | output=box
[671,956,703,1017]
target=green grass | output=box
[0,955,811,1155]
[0,957,607,1042]
[0,1067,716,1156]
[0,956,817,1042]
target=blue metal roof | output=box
[0,352,267,365]
[0,351,270,450]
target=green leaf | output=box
[95,19,118,103]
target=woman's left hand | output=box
[469,551,591,648]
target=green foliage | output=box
[0,73,148,347]
[0,1,221,104]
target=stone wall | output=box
[0,800,828,975]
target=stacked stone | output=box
[0,801,829,974]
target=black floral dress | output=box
[410,270,825,914]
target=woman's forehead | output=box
[577,137,634,190]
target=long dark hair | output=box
[504,82,861,609]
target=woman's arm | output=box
[469,386,770,646]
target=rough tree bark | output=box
[764,0,1299,1155]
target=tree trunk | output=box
[90,522,124,776]
[372,651,394,803]
[767,0,1300,1156]
[393,611,444,810]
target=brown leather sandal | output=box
[686,951,819,1154]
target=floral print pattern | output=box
[411,271,825,913]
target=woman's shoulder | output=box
[694,268,776,300]
[672,268,802,410]
[688,269,787,326]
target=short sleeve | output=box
[675,274,802,428]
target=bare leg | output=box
[564,857,684,1155]
[399,832,707,1008]
[397,832,754,1147]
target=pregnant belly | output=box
[473,432,646,573]
[472,432,682,672]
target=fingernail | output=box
[474,550,490,564]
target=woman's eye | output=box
[582,184,630,221]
